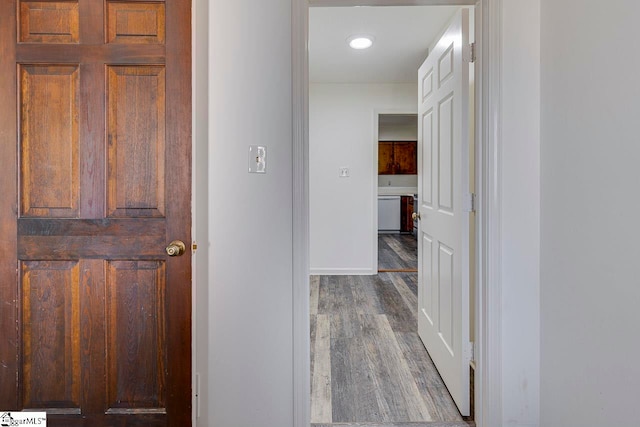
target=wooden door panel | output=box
[19,1,80,44]
[1,1,192,425]
[107,2,166,45]
[106,261,166,412]
[21,261,81,411]
[20,64,80,218]
[107,65,165,218]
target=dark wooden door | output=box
[0,1,192,426]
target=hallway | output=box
[310,236,472,426]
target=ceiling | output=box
[309,5,461,84]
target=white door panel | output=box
[422,110,433,207]
[421,232,435,323]
[417,8,471,416]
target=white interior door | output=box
[417,8,471,416]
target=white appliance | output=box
[378,196,400,231]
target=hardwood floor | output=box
[310,268,472,426]
[378,234,417,272]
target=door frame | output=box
[292,0,503,426]
[374,109,419,271]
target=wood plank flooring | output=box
[311,273,473,427]
[309,233,472,426]
[310,269,472,427]
[378,234,417,272]
[310,234,474,427]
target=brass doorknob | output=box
[165,240,186,257]
[412,212,421,221]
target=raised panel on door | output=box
[106,261,167,413]
[420,232,435,326]
[107,2,166,44]
[421,67,433,101]
[107,65,166,218]
[20,64,80,218]
[0,0,192,425]
[19,1,80,44]
[438,42,454,88]
[437,243,454,355]
[421,109,434,207]
[438,93,454,214]
[21,261,81,412]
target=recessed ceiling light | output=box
[348,36,374,50]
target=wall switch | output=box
[339,167,350,178]
[248,145,266,173]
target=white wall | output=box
[540,1,640,426]
[310,83,417,274]
[500,1,540,426]
[378,174,418,188]
[199,1,547,426]
[379,122,418,140]
[206,0,293,426]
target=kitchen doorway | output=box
[376,113,419,273]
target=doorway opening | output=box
[377,113,418,273]
[308,4,475,425]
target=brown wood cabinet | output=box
[400,196,414,232]
[378,141,417,175]
[379,142,395,174]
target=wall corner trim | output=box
[476,0,503,426]
[292,0,311,426]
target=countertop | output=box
[377,186,417,197]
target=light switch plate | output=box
[248,145,267,173]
